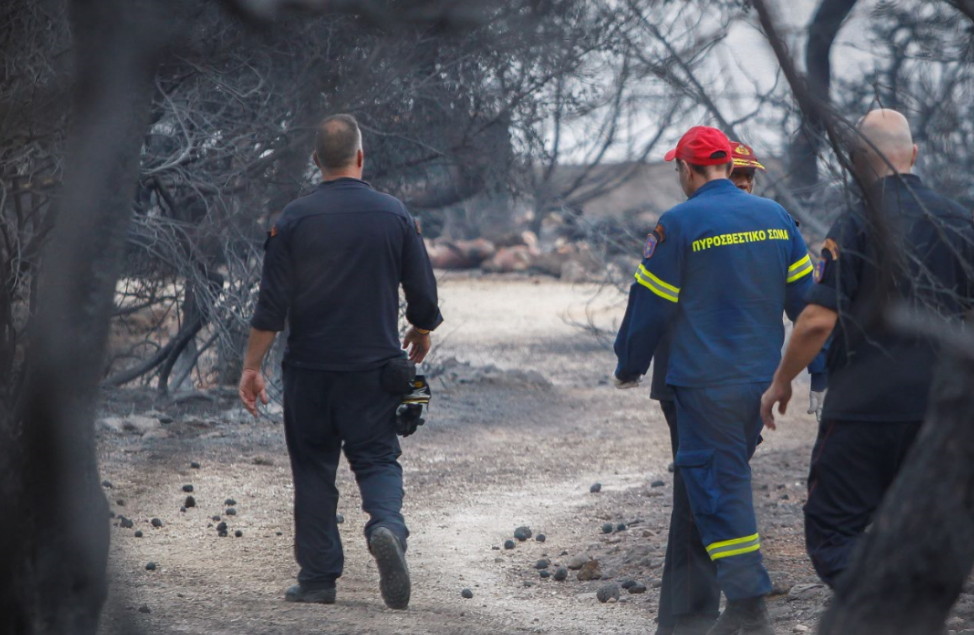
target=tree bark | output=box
[817,352,974,635]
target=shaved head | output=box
[315,114,363,172]
[854,109,917,183]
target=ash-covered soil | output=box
[95,275,974,635]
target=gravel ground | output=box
[95,274,974,635]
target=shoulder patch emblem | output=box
[643,233,659,259]
[654,223,666,243]
[814,259,826,283]
[821,238,839,261]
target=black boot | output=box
[673,614,718,635]
[284,584,336,604]
[707,597,775,635]
[369,527,411,610]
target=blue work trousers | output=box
[673,382,772,601]
[283,363,408,590]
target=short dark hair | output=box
[685,159,732,177]
[315,114,362,170]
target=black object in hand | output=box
[396,403,425,437]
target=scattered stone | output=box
[216,522,228,532]
[179,506,187,513]
[652,579,663,588]
[601,523,613,534]
[190,461,201,469]
[667,462,675,473]
[101,480,113,489]
[234,530,243,538]
[116,499,125,507]
[138,605,151,614]
[540,569,551,579]
[616,523,627,532]
[523,581,536,588]
[629,583,648,594]
[504,539,516,550]
[788,583,826,601]
[212,515,221,522]
[514,526,532,541]
[184,495,196,508]
[551,567,568,582]
[461,588,474,599]
[218,531,228,538]
[577,560,603,581]
[535,534,546,543]
[597,584,621,603]
[182,484,194,493]
[119,516,134,529]
[225,498,236,506]
[651,479,666,488]
[620,579,636,590]
[336,514,344,524]
[151,518,163,528]
[590,483,602,493]
[134,530,143,538]
[276,531,283,536]
[158,415,174,424]
[534,559,550,570]
[145,562,157,571]
[226,508,237,516]
[567,555,590,570]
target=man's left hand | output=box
[239,368,269,418]
[760,379,792,431]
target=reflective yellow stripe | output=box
[787,255,813,283]
[634,265,680,303]
[711,542,762,560]
[706,533,760,553]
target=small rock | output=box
[145,562,157,571]
[540,570,551,579]
[536,534,546,543]
[226,508,237,516]
[651,479,666,488]
[224,498,236,506]
[218,531,228,537]
[567,554,589,570]
[179,506,187,513]
[652,579,663,588]
[212,515,221,522]
[577,560,603,581]
[276,531,283,536]
[138,604,151,614]
[534,559,550,570]
[119,516,134,529]
[461,588,474,599]
[620,579,636,589]
[554,567,569,581]
[216,521,228,532]
[116,499,125,507]
[190,461,201,469]
[504,539,516,550]
[590,483,602,493]
[134,530,143,538]
[601,523,613,534]
[667,462,675,473]
[629,583,648,594]
[336,514,344,524]
[514,526,532,541]
[184,495,196,508]
[523,581,535,588]
[616,523,627,532]
[151,518,163,528]
[101,480,113,489]
[235,530,243,537]
[158,416,174,424]
[182,484,194,493]
[597,584,621,603]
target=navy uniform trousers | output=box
[282,363,409,590]
[673,382,772,601]
[657,399,720,628]
[803,419,921,588]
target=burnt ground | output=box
[94,275,974,635]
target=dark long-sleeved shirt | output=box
[251,178,443,371]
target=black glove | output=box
[396,375,431,437]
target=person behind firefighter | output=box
[238,113,442,609]
[760,109,974,589]
[614,126,825,635]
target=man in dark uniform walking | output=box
[238,114,442,609]
[761,109,974,589]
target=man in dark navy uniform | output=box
[761,109,974,589]
[615,126,823,635]
[239,114,442,609]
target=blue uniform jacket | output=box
[615,179,825,388]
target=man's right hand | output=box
[239,368,269,418]
[403,327,431,363]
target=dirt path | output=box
[97,275,845,635]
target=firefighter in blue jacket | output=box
[614,126,820,635]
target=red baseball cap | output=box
[664,126,733,166]
[731,142,766,171]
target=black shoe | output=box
[369,527,411,610]
[284,584,336,604]
[707,597,775,635]
[674,614,717,635]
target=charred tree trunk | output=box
[0,0,169,631]
[788,0,858,196]
[817,352,974,635]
